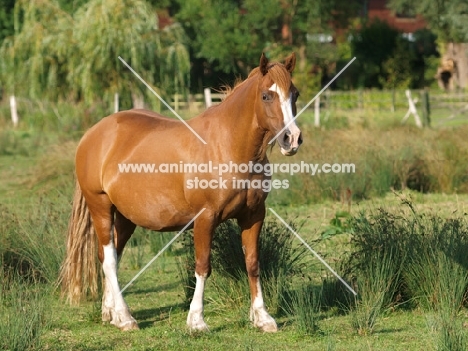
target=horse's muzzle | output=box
[279,129,303,156]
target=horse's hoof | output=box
[187,319,210,332]
[119,320,139,331]
[187,311,209,332]
[188,323,209,333]
[258,321,278,333]
[251,308,278,332]
[111,316,139,331]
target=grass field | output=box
[1,100,468,350]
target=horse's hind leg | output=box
[101,210,136,324]
[238,208,277,332]
[85,193,138,331]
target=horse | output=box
[59,53,302,333]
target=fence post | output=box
[10,95,18,128]
[114,93,119,113]
[131,92,145,109]
[420,89,431,127]
[314,96,320,127]
[402,90,423,128]
[204,88,212,108]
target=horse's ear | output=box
[284,52,296,73]
[260,53,269,75]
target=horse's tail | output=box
[59,180,101,304]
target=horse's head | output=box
[252,53,303,156]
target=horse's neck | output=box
[193,79,269,163]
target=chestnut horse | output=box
[60,53,302,332]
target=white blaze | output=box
[268,83,301,153]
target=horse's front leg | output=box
[187,213,215,331]
[238,208,278,332]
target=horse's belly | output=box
[107,181,194,231]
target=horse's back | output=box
[75,109,198,228]
[99,109,181,131]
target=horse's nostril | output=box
[298,133,303,145]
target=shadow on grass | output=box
[375,328,406,334]
[121,281,182,296]
[133,303,186,329]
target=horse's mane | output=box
[222,62,291,99]
[216,77,243,99]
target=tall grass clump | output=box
[403,215,468,312]
[1,198,69,284]
[0,268,49,351]
[404,218,468,351]
[349,249,401,335]
[287,283,321,335]
[343,205,468,343]
[429,253,468,351]
[320,276,353,312]
[342,208,410,302]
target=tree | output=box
[389,0,468,89]
[175,0,282,75]
[350,19,401,88]
[0,0,191,106]
[175,0,360,92]
[379,37,415,89]
[0,0,15,43]
[0,0,73,99]
[388,0,468,43]
[160,22,191,97]
[70,0,161,103]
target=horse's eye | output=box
[292,91,300,102]
[262,93,271,101]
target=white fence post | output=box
[10,96,18,128]
[114,93,119,113]
[204,88,212,108]
[132,92,145,109]
[402,90,422,128]
[314,96,320,127]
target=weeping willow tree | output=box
[161,23,191,97]
[0,0,72,99]
[70,0,161,104]
[0,0,191,106]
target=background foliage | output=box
[0,0,450,104]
